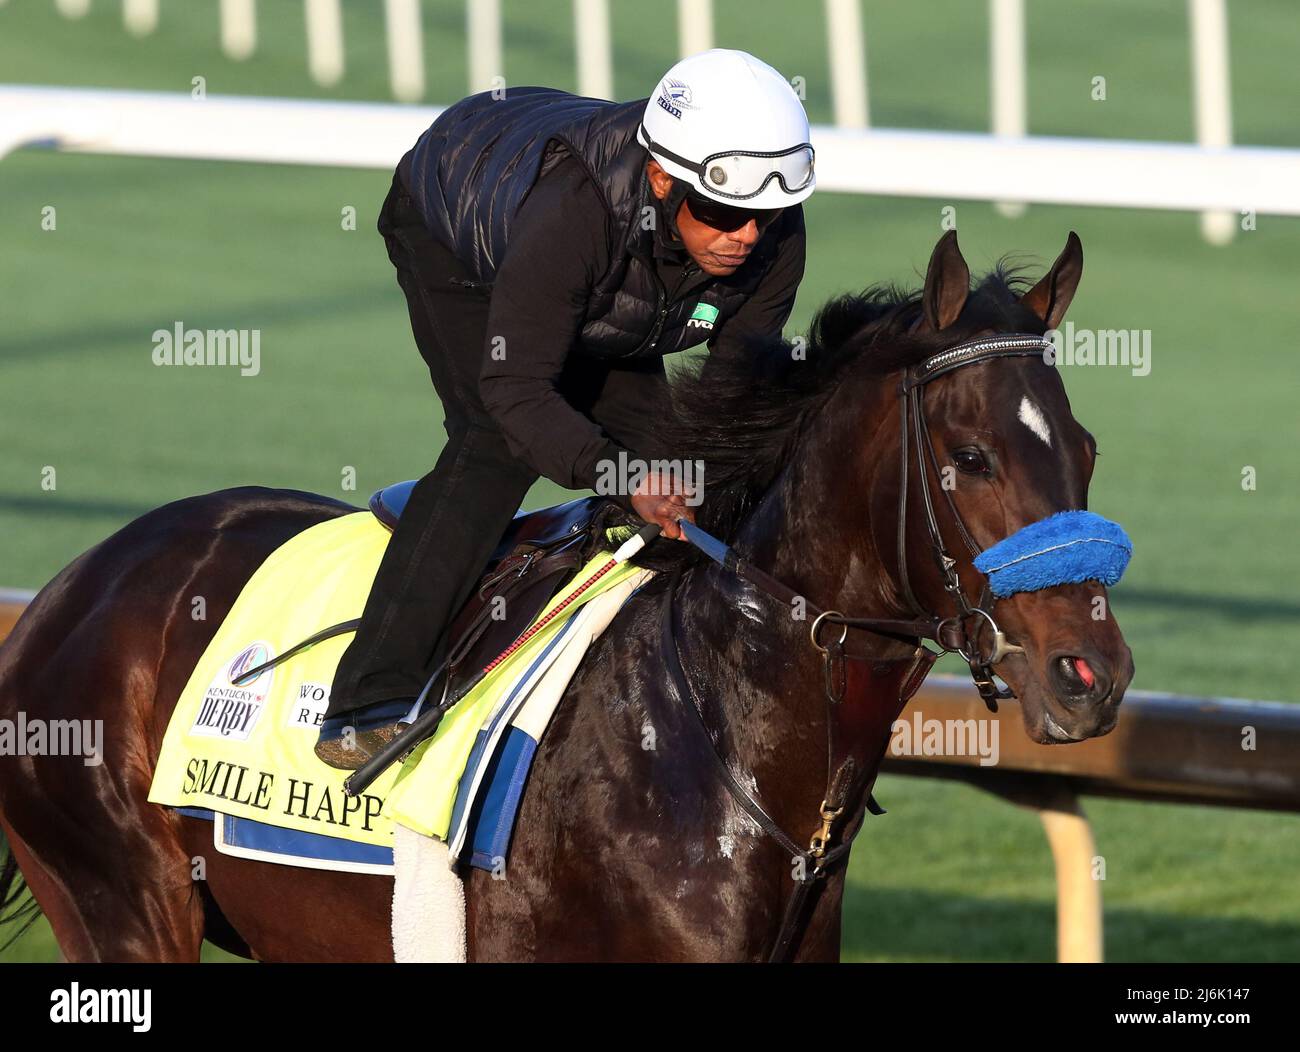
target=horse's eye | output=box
[952,448,989,475]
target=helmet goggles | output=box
[641,124,815,202]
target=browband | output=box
[909,333,1054,386]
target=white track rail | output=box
[1,85,1297,217]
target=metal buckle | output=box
[969,664,1007,711]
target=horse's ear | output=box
[921,230,970,331]
[1021,231,1084,329]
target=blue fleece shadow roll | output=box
[973,510,1132,599]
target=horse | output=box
[0,231,1132,962]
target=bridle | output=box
[658,330,1056,961]
[891,332,1057,707]
[787,332,1060,710]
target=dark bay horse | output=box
[0,232,1132,961]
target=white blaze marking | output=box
[1017,396,1052,446]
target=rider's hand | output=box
[629,471,696,541]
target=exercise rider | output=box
[316,49,816,769]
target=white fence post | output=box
[384,0,425,102]
[574,0,613,99]
[220,0,257,62]
[123,0,158,37]
[990,0,1027,218]
[825,0,868,129]
[1036,788,1104,963]
[677,0,712,59]
[467,0,503,94]
[305,0,345,88]
[1189,0,1235,244]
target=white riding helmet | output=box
[637,49,816,211]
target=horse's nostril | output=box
[1053,654,1102,699]
[1050,647,1112,707]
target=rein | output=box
[661,564,934,963]
[662,331,1054,962]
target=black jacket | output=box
[397,87,806,494]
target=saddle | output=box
[368,482,635,698]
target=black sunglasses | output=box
[684,193,783,234]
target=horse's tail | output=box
[0,825,42,951]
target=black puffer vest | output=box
[401,87,781,360]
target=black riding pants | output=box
[326,173,666,718]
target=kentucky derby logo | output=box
[227,643,271,686]
[190,641,275,741]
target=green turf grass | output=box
[1,0,1296,963]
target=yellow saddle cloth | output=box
[148,510,651,847]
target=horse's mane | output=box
[657,260,1043,548]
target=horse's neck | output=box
[672,444,916,835]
